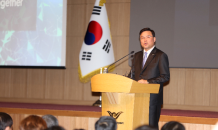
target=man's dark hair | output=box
[42,115,59,128]
[45,125,65,130]
[135,125,158,130]
[139,28,155,37]
[95,116,117,130]
[0,112,13,130]
[161,121,185,130]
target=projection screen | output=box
[129,0,218,68]
[0,0,67,68]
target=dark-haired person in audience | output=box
[45,125,65,130]
[135,125,158,130]
[161,121,185,130]
[0,112,13,130]
[42,115,59,128]
[95,116,117,130]
[19,115,47,130]
[128,27,170,128]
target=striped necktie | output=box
[142,51,147,68]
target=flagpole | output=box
[79,0,114,107]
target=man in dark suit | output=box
[129,27,170,128]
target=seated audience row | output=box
[134,121,185,130]
[95,116,185,130]
[0,112,64,130]
[0,112,188,130]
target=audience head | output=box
[135,125,158,130]
[45,125,65,130]
[161,121,185,130]
[0,112,13,130]
[95,116,117,130]
[19,115,47,130]
[42,115,58,128]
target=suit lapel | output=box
[142,47,157,71]
[138,51,143,69]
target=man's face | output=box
[140,31,156,51]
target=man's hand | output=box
[138,79,149,84]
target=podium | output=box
[91,73,160,130]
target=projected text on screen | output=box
[0,0,23,9]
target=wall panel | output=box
[67,4,86,37]
[112,36,130,70]
[66,37,83,69]
[45,69,65,99]
[0,69,11,97]
[184,69,210,106]
[163,68,186,105]
[10,113,26,129]
[27,69,45,99]
[10,69,27,98]
[210,69,218,106]
[64,68,83,100]
[106,3,130,36]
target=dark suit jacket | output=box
[129,47,170,106]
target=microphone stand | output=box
[107,51,134,73]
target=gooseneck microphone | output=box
[107,51,135,72]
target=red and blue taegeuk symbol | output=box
[84,21,103,45]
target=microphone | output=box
[107,51,135,72]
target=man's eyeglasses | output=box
[140,35,153,40]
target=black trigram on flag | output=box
[92,6,102,15]
[82,52,92,61]
[102,40,111,53]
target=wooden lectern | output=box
[91,73,160,130]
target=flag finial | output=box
[99,0,106,6]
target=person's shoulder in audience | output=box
[135,125,158,130]
[161,121,185,130]
[19,115,47,130]
[0,112,13,130]
[95,116,117,130]
[42,114,59,128]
